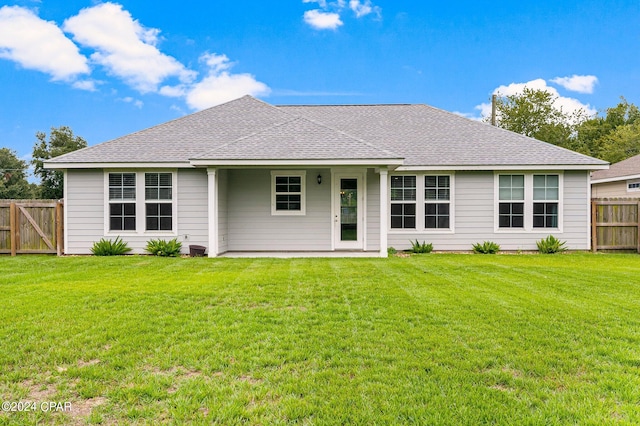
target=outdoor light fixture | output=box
[317,174,322,184]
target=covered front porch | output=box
[204,166,391,258]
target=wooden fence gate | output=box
[591,199,640,253]
[0,200,63,256]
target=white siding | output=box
[387,170,592,251]
[227,169,332,251]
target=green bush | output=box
[410,240,433,254]
[145,238,182,257]
[536,235,567,254]
[91,236,132,256]
[387,246,397,256]
[472,241,500,254]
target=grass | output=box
[0,254,639,425]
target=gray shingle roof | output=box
[592,153,640,181]
[47,95,608,167]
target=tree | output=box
[573,98,640,161]
[0,148,37,199]
[32,126,87,199]
[488,88,586,149]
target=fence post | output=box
[56,201,63,256]
[637,202,640,254]
[9,202,16,256]
[591,200,597,253]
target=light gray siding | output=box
[366,168,380,251]
[217,169,229,254]
[227,168,332,251]
[177,169,209,251]
[65,168,209,255]
[65,169,104,254]
[387,170,591,251]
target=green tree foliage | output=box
[573,98,640,162]
[489,88,583,149]
[0,148,37,199]
[489,90,640,164]
[32,126,87,199]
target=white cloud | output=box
[349,0,381,18]
[474,79,597,123]
[71,79,98,91]
[63,2,196,93]
[550,75,598,94]
[0,6,89,81]
[185,53,270,110]
[121,96,143,108]
[302,0,379,29]
[303,9,343,30]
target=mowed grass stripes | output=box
[0,254,638,425]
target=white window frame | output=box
[627,180,640,192]
[107,172,137,233]
[271,171,306,216]
[494,172,563,233]
[390,175,417,230]
[532,174,560,229]
[103,170,178,237]
[424,175,453,230]
[388,173,455,234]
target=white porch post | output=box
[379,168,388,257]
[207,168,218,258]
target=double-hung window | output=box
[271,171,306,215]
[533,175,559,228]
[108,173,136,231]
[425,175,450,229]
[498,175,525,228]
[145,173,173,231]
[391,176,416,229]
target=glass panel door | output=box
[340,178,358,241]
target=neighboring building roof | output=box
[46,95,608,169]
[591,153,640,183]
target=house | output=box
[45,95,608,257]
[591,154,640,198]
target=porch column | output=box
[379,168,388,257]
[207,168,218,258]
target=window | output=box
[628,181,640,192]
[425,175,450,229]
[104,171,177,236]
[533,175,559,228]
[271,171,306,215]
[498,175,525,228]
[145,173,173,231]
[391,175,416,228]
[495,173,562,231]
[108,173,136,231]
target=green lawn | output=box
[0,254,639,425]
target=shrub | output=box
[387,246,397,256]
[145,238,182,257]
[536,235,567,254]
[472,241,500,254]
[91,236,132,256]
[410,240,433,254]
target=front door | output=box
[333,173,364,250]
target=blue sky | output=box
[1,0,639,172]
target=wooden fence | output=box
[591,199,640,253]
[0,200,63,256]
